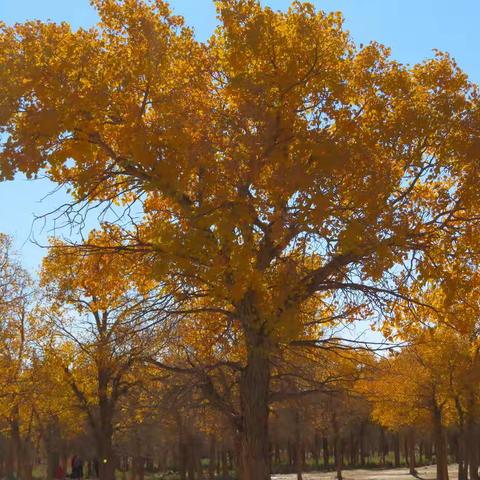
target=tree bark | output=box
[454,397,467,480]
[407,429,416,476]
[359,424,366,467]
[208,434,216,480]
[294,411,303,480]
[238,329,271,480]
[467,418,479,480]
[177,416,187,480]
[221,450,228,479]
[393,433,400,468]
[332,415,342,480]
[98,427,115,480]
[433,404,449,480]
[380,428,386,467]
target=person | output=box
[71,455,84,479]
[71,456,77,478]
[54,463,65,480]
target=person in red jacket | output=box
[54,464,65,480]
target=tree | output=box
[2,1,480,478]
[364,329,465,480]
[0,234,39,480]
[29,341,83,480]
[40,228,173,480]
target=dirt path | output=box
[272,464,458,480]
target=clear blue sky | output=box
[1,0,479,273]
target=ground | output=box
[272,464,458,480]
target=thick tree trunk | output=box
[334,437,342,480]
[295,443,303,480]
[98,429,115,480]
[5,437,15,480]
[467,418,479,480]
[433,405,449,480]
[11,418,21,479]
[238,331,271,480]
[44,418,62,480]
[11,416,33,480]
[177,416,187,480]
[332,416,342,480]
[96,391,116,480]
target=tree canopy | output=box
[2,1,480,480]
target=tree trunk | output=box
[349,432,356,467]
[208,435,216,480]
[98,428,115,480]
[407,429,416,476]
[359,424,366,467]
[186,434,195,480]
[455,397,467,480]
[322,437,329,469]
[457,432,467,480]
[379,428,386,467]
[393,433,400,468]
[433,405,449,480]
[294,411,303,480]
[333,415,342,480]
[238,329,271,480]
[10,415,33,480]
[132,457,145,480]
[313,434,320,468]
[97,389,116,480]
[95,362,117,480]
[221,450,228,479]
[178,418,187,480]
[468,418,479,480]
[334,438,342,480]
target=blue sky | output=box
[1,0,480,273]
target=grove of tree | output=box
[1,1,480,480]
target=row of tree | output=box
[2,1,480,479]
[1,231,480,480]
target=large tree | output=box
[1,1,480,478]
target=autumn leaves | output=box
[1,0,480,479]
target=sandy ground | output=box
[272,464,458,480]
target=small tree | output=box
[41,228,174,480]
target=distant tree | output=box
[0,234,37,480]
[40,227,174,480]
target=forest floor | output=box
[271,464,458,480]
